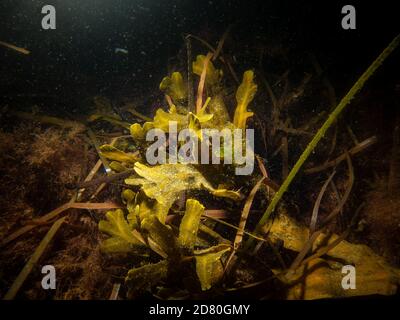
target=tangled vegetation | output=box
[1,33,400,300]
[96,55,260,296]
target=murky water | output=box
[0,0,399,301]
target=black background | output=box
[0,0,398,99]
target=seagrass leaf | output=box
[99,145,138,164]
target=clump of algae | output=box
[97,52,259,295]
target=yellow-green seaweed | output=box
[233,70,257,129]
[178,199,205,250]
[192,54,223,88]
[194,244,231,291]
[159,71,187,103]
[99,145,138,164]
[98,209,143,253]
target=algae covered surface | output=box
[0,0,399,301]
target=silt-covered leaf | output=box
[207,94,230,127]
[125,260,169,298]
[141,215,177,257]
[125,163,242,211]
[194,244,231,291]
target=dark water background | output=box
[0,0,398,110]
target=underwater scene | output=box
[0,0,399,302]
